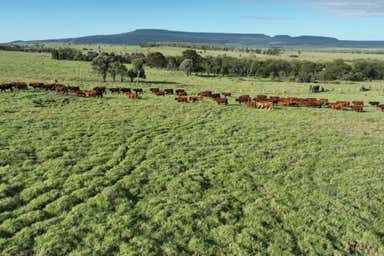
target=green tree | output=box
[179,59,193,76]
[132,58,146,82]
[91,54,112,82]
[147,52,166,68]
[108,62,127,82]
[127,69,137,82]
[182,49,202,72]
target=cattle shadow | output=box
[140,81,182,86]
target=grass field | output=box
[1,50,384,255]
[56,44,384,62]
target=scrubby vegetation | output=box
[1,49,384,255]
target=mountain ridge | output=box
[10,29,384,48]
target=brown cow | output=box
[351,105,364,112]
[126,93,139,99]
[352,101,364,106]
[150,88,160,93]
[222,92,232,97]
[82,90,102,98]
[67,86,80,92]
[14,82,28,90]
[236,95,251,104]
[329,103,345,110]
[109,87,121,94]
[378,105,384,112]
[164,89,174,95]
[155,91,165,96]
[93,87,106,95]
[120,88,131,93]
[177,91,188,96]
[134,88,144,94]
[255,95,267,101]
[257,101,274,110]
[245,101,257,108]
[215,98,228,105]
[176,89,186,94]
[29,82,45,89]
[0,83,13,92]
[76,90,86,97]
[198,91,212,97]
[53,84,68,95]
[189,96,203,103]
[176,96,189,102]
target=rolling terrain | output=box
[0,50,384,255]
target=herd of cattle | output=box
[1,81,384,112]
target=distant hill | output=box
[10,29,384,48]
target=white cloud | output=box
[308,0,384,17]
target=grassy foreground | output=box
[1,50,384,255]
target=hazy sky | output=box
[1,0,384,42]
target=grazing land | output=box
[61,44,384,62]
[1,49,384,255]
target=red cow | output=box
[215,98,228,105]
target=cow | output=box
[53,84,68,95]
[81,90,102,98]
[176,89,187,96]
[222,92,232,97]
[268,96,280,104]
[177,91,188,96]
[176,96,189,103]
[120,88,132,93]
[215,98,228,105]
[150,88,160,93]
[211,93,221,99]
[81,90,103,98]
[257,101,274,110]
[351,105,364,112]
[378,105,384,112]
[41,84,56,91]
[14,82,28,90]
[94,87,106,95]
[0,83,13,92]
[29,82,45,89]
[303,99,325,108]
[335,101,350,107]
[245,101,257,108]
[133,88,144,94]
[155,91,165,96]
[329,102,345,110]
[255,95,268,101]
[369,101,380,107]
[67,86,81,92]
[76,90,86,97]
[164,89,174,95]
[352,101,364,106]
[109,87,121,94]
[126,93,139,99]
[189,96,203,103]
[236,95,251,104]
[198,91,212,97]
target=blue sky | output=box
[1,0,384,42]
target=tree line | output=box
[141,42,282,55]
[150,50,384,82]
[60,48,384,83]
[3,44,384,82]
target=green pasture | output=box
[0,50,384,255]
[49,44,384,62]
